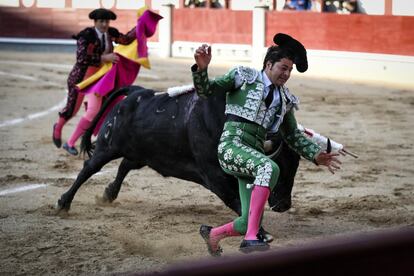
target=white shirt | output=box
[261,71,281,109]
[95,27,108,52]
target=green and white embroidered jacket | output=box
[192,65,322,161]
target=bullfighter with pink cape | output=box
[62,8,162,155]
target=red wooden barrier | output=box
[0,7,159,41]
[172,8,252,44]
[0,7,413,56]
[265,11,414,56]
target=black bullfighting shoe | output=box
[52,123,62,148]
[63,143,78,156]
[199,224,222,257]
[239,239,270,254]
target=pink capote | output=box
[76,9,162,135]
[81,54,141,97]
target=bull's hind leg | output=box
[102,158,144,202]
[56,152,116,212]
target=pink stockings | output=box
[54,93,84,139]
[245,185,270,240]
[210,185,270,249]
[67,93,102,147]
[83,93,102,122]
[67,117,91,147]
[209,222,240,251]
[53,117,67,140]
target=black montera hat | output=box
[273,33,308,73]
[89,8,117,20]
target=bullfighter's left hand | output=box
[314,152,342,174]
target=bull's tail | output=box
[80,87,130,158]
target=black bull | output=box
[56,85,300,215]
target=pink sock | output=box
[245,186,270,240]
[67,117,92,147]
[54,117,66,139]
[73,93,85,116]
[209,222,240,251]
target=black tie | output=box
[101,33,106,51]
[265,84,275,108]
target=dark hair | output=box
[262,46,295,71]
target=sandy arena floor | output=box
[0,50,413,275]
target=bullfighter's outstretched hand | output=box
[314,152,342,174]
[194,44,211,71]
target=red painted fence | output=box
[0,7,159,41]
[172,8,252,44]
[1,6,413,56]
[265,11,414,56]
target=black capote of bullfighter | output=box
[56,85,299,216]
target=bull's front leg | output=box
[56,152,114,213]
[57,162,95,212]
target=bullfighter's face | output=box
[94,19,110,33]
[265,58,294,87]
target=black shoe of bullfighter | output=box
[63,143,78,156]
[199,225,223,257]
[239,239,270,254]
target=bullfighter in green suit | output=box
[193,34,342,255]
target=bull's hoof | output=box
[102,189,115,203]
[258,228,274,243]
[54,199,71,214]
[270,196,292,213]
[95,192,114,206]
